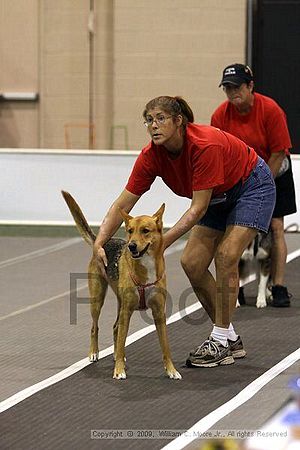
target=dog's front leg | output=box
[113,305,133,380]
[256,261,269,308]
[88,260,108,361]
[113,306,120,361]
[151,296,182,380]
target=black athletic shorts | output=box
[273,155,297,218]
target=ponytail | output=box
[174,96,194,124]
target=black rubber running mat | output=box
[1,258,299,450]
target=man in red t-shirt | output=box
[94,95,276,368]
[211,63,297,307]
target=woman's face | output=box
[144,107,182,149]
[223,81,253,110]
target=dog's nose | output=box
[128,242,137,253]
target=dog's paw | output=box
[113,370,127,380]
[165,364,182,379]
[256,296,267,308]
[167,370,182,380]
[236,299,240,308]
[89,352,99,362]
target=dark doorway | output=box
[252,0,300,153]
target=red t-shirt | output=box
[211,93,291,162]
[126,123,258,199]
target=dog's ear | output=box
[152,203,165,229]
[152,203,165,219]
[118,207,132,225]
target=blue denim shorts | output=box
[197,157,276,233]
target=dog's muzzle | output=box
[128,242,150,258]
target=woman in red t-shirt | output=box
[94,96,275,368]
[211,63,297,307]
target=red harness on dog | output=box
[129,271,165,310]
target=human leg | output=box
[181,225,223,323]
[271,163,297,306]
[187,158,276,367]
[270,217,291,306]
[186,225,256,367]
[214,225,257,328]
[270,217,287,285]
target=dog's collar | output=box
[129,271,165,310]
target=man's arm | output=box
[163,189,213,249]
[267,150,287,178]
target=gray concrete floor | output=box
[0,232,299,450]
[0,235,193,401]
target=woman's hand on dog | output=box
[93,244,107,276]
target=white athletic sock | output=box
[210,326,229,346]
[228,323,239,341]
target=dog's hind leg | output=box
[151,296,182,380]
[113,305,134,379]
[88,259,108,361]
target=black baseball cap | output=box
[219,63,253,87]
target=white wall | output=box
[1,149,299,230]
[0,149,190,227]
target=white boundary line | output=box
[161,247,300,450]
[0,237,81,269]
[0,245,299,415]
[0,296,198,414]
[162,349,300,450]
[286,248,300,263]
[0,241,186,412]
[0,285,88,322]
[237,246,300,287]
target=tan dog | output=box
[62,191,181,380]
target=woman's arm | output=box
[163,189,213,249]
[94,189,140,267]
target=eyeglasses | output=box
[143,114,173,127]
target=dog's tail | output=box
[61,190,96,247]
